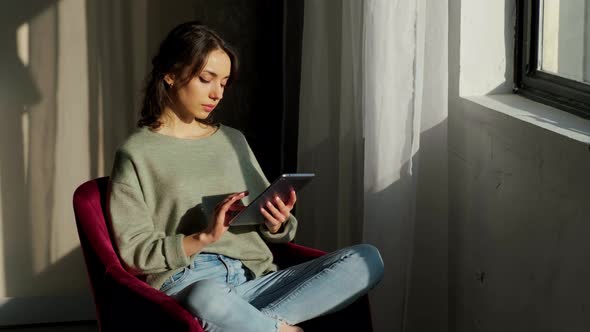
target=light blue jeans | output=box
[160,244,384,332]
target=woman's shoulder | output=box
[214,124,251,147]
[115,126,151,155]
[218,123,244,138]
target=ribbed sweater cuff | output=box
[258,217,295,243]
[165,233,191,269]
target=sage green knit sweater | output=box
[108,123,297,290]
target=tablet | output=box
[229,173,315,226]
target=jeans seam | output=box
[160,267,189,292]
[261,311,291,329]
[217,255,234,285]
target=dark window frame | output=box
[514,0,590,119]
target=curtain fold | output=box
[296,0,365,251]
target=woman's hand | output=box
[183,191,247,256]
[260,190,297,234]
[203,191,248,244]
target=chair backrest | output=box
[72,177,122,295]
[73,177,127,325]
[73,177,204,331]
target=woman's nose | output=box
[210,84,223,100]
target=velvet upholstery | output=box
[73,177,372,331]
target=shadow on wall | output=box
[0,0,172,300]
[0,248,96,326]
[0,0,168,299]
[363,119,448,332]
[0,0,59,299]
[0,0,148,302]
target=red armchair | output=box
[72,177,372,331]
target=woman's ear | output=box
[164,73,175,87]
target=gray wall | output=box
[449,99,590,331]
[449,0,590,331]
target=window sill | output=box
[463,94,590,145]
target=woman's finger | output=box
[264,201,287,222]
[260,207,281,225]
[228,202,246,211]
[287,190,297,209]
[271,196,291,218]
[219,193,246,213]
[217,191,247,209]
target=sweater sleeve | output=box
[257,214,298,243]
[108,150,190,275]
[240,134,298,243]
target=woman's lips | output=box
[202,104,215,112]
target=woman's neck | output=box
[156,107,214,139]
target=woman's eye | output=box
[199,77,210,83]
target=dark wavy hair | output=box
[137,21,239,129]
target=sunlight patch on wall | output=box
[459,0,511,96]
[48,0,90,266]
[17,23,29,66]
[17,23,30,184]
[21,113,29,187]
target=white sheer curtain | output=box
[297,0,448,331]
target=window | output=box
[515,0,590,119]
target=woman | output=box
[108,21,384,332]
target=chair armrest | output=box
[268,242,326,268]
[98,265,203,331]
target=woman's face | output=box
[168,49,231,120]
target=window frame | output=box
[514,0,590,119]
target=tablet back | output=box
[229,173,315,226]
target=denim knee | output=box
[350,244,385,288]
[178,278,281,332]
[181,279,233,319]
